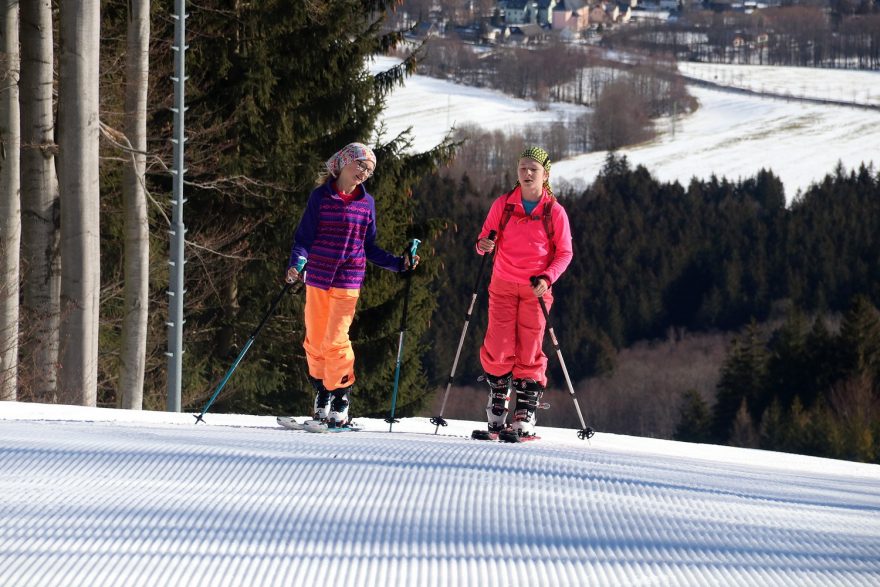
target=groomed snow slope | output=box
[2,401,880,586]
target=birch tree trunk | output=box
[0,0,20,401]
[20,0,60,402]
[119,0,150,410]
[58,0,100,406]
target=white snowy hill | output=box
[372,56,879,203]
[3,401,880,586]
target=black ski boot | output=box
[483,372,512,434]
[328,386,352,428]
[510,378,543,438]
[310,376,331,422]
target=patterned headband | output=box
[520,146,551,173]
[325,142,377,177]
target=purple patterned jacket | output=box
[288,182,403,290]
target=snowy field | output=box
[552,84,880,201]
[3,401,880,586]
[370,56,591,151]
[678,61,880,106]
[372,56,880,202]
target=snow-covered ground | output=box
[3,401,880,586]
[371,56,880,202]
[552,84,880,200]
[371,56,590,151]
[678,61,880,106]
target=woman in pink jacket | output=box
[475,146,573,438]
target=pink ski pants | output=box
[480,276,553,386]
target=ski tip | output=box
[276,416,306,430]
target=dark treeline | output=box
[413,157,880,461]
[680,296,880,463]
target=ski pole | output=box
[530,276,595,440]
[194,257,307,424]
[386,238,421,432]
[431,229,497,433]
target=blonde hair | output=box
[314,168,333,187]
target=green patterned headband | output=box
[520,146,551,173]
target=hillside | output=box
[372,56,879,202]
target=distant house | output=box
[534,0,559,25]
[502,0,558,26]
[508,23,550,44]
[503,0,532,24]
[630,7,671,21]
[482,26,506,44]
[552,0,590,32]
[410,21,442,40]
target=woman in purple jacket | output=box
[285,143,417,427]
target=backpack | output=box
[496,189,557,256]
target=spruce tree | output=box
[673,389,712,443]
[838,295,880,381]
[711,323,767,443]
[143,1,454,415]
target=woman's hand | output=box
[285,266,300,284]
[477,237,495,253]
[404,254,420,271]
[532,277,549,297]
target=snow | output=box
[371,56,880,202]
[370,56,591,151]
[553,84,880,201]
[678,62,880,107]
[3,400,880,586]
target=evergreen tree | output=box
[759,397,788,451]
[136,1,455,415]
[730,398,759,448]
[711,323,767,443]
[673,389,712,443]
[838,295,880,381]
[765,308,810,412]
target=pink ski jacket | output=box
[476,187,573,285]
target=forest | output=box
[2,1,878,463]
[416,155,880,463]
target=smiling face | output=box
[517,157,547,192]
[337,158,375,192]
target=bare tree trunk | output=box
[20,0,60,403]
[0,0,20,401]
[58,0,100,407]
[118,0,150,410]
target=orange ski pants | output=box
[303,285,360,391]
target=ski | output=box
[498,429,540,443]
[277,416,362,433]
[276,416,307,430]
[471,429,499,441]
[303,420,362,433]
